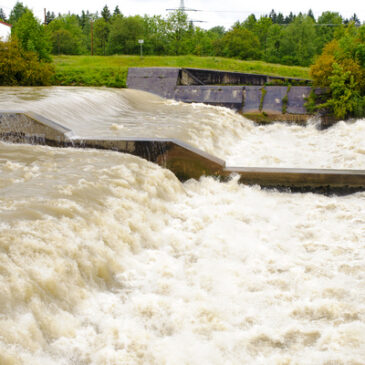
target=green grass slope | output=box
[53,55,311,88]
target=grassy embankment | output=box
[53,55,310,88]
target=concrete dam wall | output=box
[127,67,315,123]
[1,111,364,192]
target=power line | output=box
[166,0,204,23]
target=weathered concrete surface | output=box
[242,86,263,114]
[182,68,311,86]
[71,137,225,181]
[126,67,180,99]
[287,87,312,114]
[241,112,310,125]
[174,86,244,110]
[127,67,318,122]
[0,111,73,145]
[262,86,288,114]
[0,111,364,191]
[225,167,365,189]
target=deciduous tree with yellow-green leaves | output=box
[310,24,365,119]
[0,38,54,86]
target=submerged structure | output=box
[127,67,316,123]
[0,110,364,192]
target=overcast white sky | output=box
[1,0,364,29]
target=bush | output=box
[53,68,127,87]
[0,38,54,85]
[320,63,364,119]
[310,24,365,119]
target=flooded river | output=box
[0,87,364,364]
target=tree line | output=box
[1,2,364,119]
[0,2,363,67]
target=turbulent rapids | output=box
[0,87,364,364]
[1,86,365,168]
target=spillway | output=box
[1,86,365,169]
[0,87,364,364]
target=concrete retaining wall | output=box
[126,67,180,99]
[0,111,364,191]
[127,67,316,121]
[181,68,311,86]
[174,86,244,110]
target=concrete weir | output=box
[0,111,364,192]
[127,67,316,123]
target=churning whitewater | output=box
[1,86,364,168]
[0,87,364,364]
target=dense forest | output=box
[1,2,364,119]
[0,2,362,67]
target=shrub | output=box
[309,25,365,119]
[0,38,54,85]
[320,63,363,119]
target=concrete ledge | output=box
[0,111,73,145]
[0,111,364,191]
[225,167,365,188]
[71,137,225,181]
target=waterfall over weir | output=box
[0,87,365,364]
[1,87,365,190]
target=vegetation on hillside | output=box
[1,2,362,67]
[0,39,54,85]
[310,25,365,119]
[53,55,310,88]
[1,2,364,119]
[0,3,54,86]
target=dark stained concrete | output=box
[262,86,288,114]
[181,68,311,86]
[126,67,180,99]
[242,86,263,114]
[174,86,244,110]
[127,67,317,121]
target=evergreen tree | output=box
[285,12,295,24]
[276,13,284,24]
[0,8,7,22]
[307,9,315,21]
[350,13,360,25]
[113,6,121,16]
[79,10,89,29]
[269,9,277,23]
[101,5,111,22]
[9,1,27,24]
[45,11,55,24]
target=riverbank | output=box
[52,55,310,88]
